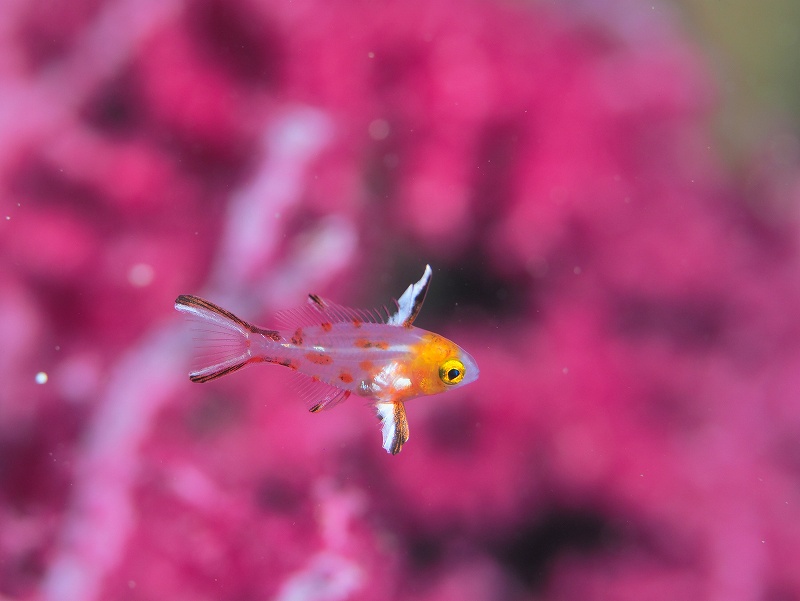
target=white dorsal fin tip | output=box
[387,264,432,327]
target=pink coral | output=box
[1,0,799,600]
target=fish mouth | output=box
[459,349,480,385]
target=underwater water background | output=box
[2,0,800,599]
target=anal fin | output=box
[376,401,409,455]
[309,389,351,413]
[293,374,352,413]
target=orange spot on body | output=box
[354,339,389,350]
[339,371,354,384]
[270,357,299,370]
[291,328,304,345]
[352,318,363,328]
[321,321,332,332]
[359,360,374,373]
[305,352,333,365]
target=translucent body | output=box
[253,321,477,403]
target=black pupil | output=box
[447,368,460,381]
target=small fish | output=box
[175,265,478,454]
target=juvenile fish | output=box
[175,265,478,454]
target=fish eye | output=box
[439,359,465,385]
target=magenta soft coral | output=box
[2,0,800,600]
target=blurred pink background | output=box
[3,0,800,600]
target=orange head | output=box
[405,332,479,399]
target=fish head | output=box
[408,332,479,397]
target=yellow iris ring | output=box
[439,358,465,385]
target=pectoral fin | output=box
[375,401,409,455]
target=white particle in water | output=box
[128,263,154,287]
[369,119,390,140]
[35,372,48,384]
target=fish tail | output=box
[174,295,281,383]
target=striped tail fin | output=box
[174,295,281,383]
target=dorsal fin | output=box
[275,264,432,330]
[387,265,432,327]
[274,297,386,330]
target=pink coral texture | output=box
[2,0,800,600]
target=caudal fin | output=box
[174,295,280,383]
